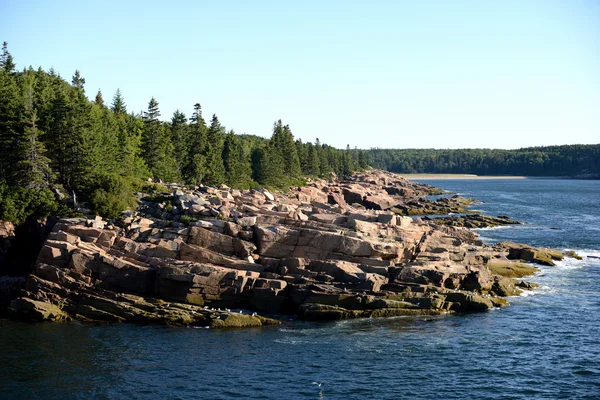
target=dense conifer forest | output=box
[0,43,366,222]
[364,146,600,177]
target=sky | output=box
[1,0,599,149]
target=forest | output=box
[0,42,366,223]
[1,41,597,224]
[364,146,600,177]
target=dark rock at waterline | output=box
[427,214,522,229]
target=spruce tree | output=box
[203,114,226,186]
[94,89,104,107]
[270,120,301,181]
[0,42,16,73]
[183,103,207,185]
[282,124,301,179]
[358,150,368,169]
[111,89,126,115]
[306,142,320,176]
[142,97,162,174]
[170,109,189,173]
[15,83,53,189]
[0,44,20,182]
[141,97,179,182]
[315,138,330,177]
[222,130,252,188]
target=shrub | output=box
[89,174,138,219]
[0,181,58,224]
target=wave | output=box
[518,290,536,297]
[556,249,600,268]
[473,225,514,232]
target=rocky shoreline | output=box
[1,170,579,328]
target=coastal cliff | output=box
[4,170,575,327]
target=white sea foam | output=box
[552,249,600,270]
[519,290,536,297]
[473,225,514,232]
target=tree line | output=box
[364,145,600,177]
[0,42,366,222]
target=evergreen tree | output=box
[46,77,72,185]
[295,138,308,174]
[342,144,355,177]
[170,109,189,173]
[68,70,94,189]
[223,130,252,187]
[94,89,104,107]
[251,144,285,187]
[358,150,368,169]
[203,114,226,186]
[305,142,320,176]
[142,97,162,174]
[270,120,301,180]
[111,88,126,115]
[15,81,53,189]
[315,138,330,177]
[141,97,179,182]
[183,103,208,185]
[71,70,85,89]
[0,44,20,182]
[120,114,149,178]
[0,42,16,73]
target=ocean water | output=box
[1,179,599,399]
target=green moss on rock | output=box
[486,260,539,278]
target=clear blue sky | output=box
[2,0,599,149]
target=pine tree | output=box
[0,44,20,182]
[251,144,285,187]
[295,138,308,174]
[315,138,330,177]
[342,144,355,177]
[46,78,71,185]
[68,70,94,189]
[71,70,85,89]
[94,89,104,107]
[203,114,226,186]
[282,124,301,179]
[120,114,149,178]
[141,97,179,182]
[0,42,16,73]
[170,109,188,173]
[306,142,320,176]
[270,120,301,181]
[142,97,162,174]
[358,150,368,169]
[222,130,252,187]
[183,103,207,185]
[15,82,53,189]
[111,89,126,115]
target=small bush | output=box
[179,215,197,226]
[89,174,138,219]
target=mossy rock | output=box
[298,303,360,320]
[364,298,419,310]
[208,312,280,328]
[490,297,509,308]
[368,308,445,318]
[490,277,522,297]
[486,260,539,278]
[564,250,583,260]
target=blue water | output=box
[1,179,599,399]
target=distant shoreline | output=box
[399,173,528,180]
